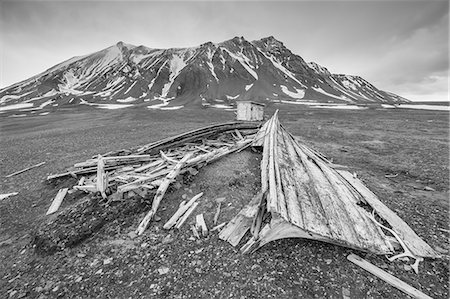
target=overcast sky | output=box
[0,0,448,101]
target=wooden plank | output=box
[219,193,261,246]
[96,156,107,199]
[213,197,225,225]
[136,122,260,154]
[46,188,68,215]
[175,202,199,229]
[338,170,439,258]
[191,225,200,238]
[211,222,227,232]
[294,140,392,253]
[136,153,193,235]
[5,162,45,178]
[347,254,433,299]
[163,192,203,229]
[0,192,18,200]
[196,214,208,236]
[280,128,331,237]
[234,129,244,140]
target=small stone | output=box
[141,242,149,248]
[103,257,113,265]
[195,268,201,273]
[76,253,86,258]
[223,272,231,277]
[194,248,204,254]
[52,286,59,292]
[342,287,350,299]
[43,281,54,291]
[95,269,103,275]
[325,259,332,265]
[250,264,261,271]
[158,267,169,275]
[424,186,435,191]
[127,231,137,239]
[35,287,43,292]
[154,215,162,222]
[17,293,26,298]
[90,259,99,267]
[115,270,123,277]
[75,276,82,282]
[404,264,412,271]
[181,194,188,200]
[9,290,17,298]
[162,235,174,244]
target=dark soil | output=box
[0,105,448,298]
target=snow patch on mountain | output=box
[257,49,305,88]
[280,85,305,99]
[161,54,189,97]
[312,86,348,101]
[222,48,258,80]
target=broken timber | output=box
[347,254,433,299]
[220,111,439,260]
[5,162,45,178]
[46,188,68,215]
[136,153,193,235]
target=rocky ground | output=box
[0,105,448,298]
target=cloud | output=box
[0,0,448,101]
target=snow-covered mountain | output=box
[0,36,409,113]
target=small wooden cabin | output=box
[236,101,265,121]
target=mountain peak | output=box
[0,35,409,110]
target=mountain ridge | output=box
[0,36,409,113]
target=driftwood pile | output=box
[46,122,260,232]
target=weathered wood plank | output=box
[175,202,199,229]
[339,170,439,258]
[196,214,208,236]
[0,192,18,200]
[163,192,203,229]
[347,254,433,299]
[136,153,193,235]
[46,188,68,215]
[5,162,45,178]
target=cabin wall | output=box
[236,103,264,121]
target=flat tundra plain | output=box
[0,105,448,298]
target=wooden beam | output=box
[5,162,45,178]
[163,192,203,229]
[211,222,227,232]
[46,188,68,215]
[338,170,439,259]
[347,254,433,299]
[0,192,18,200]
[96,156,107,199]
[136,153,193,235]
[196,214,208,236]
[175,202,199,229]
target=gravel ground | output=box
[0,105,448,298]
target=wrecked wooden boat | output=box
[220,111,439,269]
[43,111,438,270]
